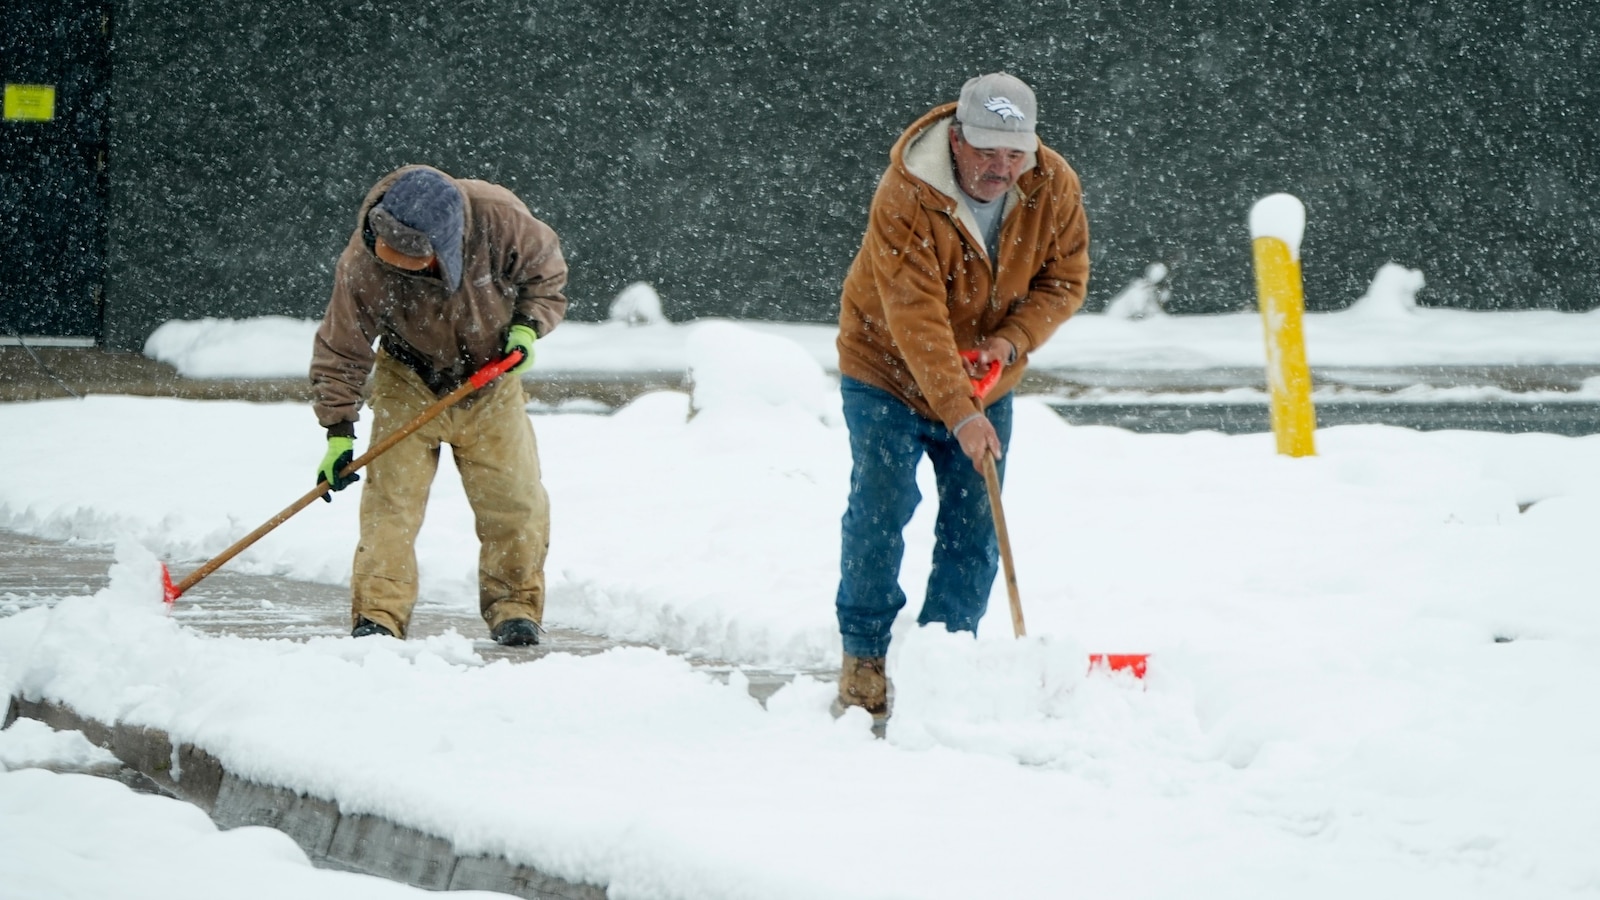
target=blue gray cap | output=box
[368,169,464,291]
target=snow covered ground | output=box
[4,271,1600,898]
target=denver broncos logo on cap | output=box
[983,96,1027,122]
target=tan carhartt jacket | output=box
[310,165,568,434]
[837,104,1089,429]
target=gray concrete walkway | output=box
[0,528,807,692]
[0,527,614,656]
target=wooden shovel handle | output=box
[168,351,523,600]
[981,452,1026,638]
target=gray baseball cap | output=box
[955,72,1038,152]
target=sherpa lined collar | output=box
[898,112,1037,260]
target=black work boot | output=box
[491,618,542,646]
[351,617,395,639]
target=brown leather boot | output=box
[837,653,888,718]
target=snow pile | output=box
[546,332,846,667]
[144,315,320,379]
[889,629,1091,757]
[607,281,669,326]
[0,767,491,899]
[137,267,1600,383]
[1102,262,1171,320]
[686,320,840,426]
[0,719,121,773]
[1345,262,1427,318]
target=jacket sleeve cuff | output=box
[325,421,357,440]
[992,326,1030,362]
[511,313,544,338]
[950,412,986,437]
[937,395,986,433]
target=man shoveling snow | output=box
[832,72,1090,719]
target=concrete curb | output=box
[4,695,606,900]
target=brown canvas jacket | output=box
[310,165,568,432]
[837,103,1089,430]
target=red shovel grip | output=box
[470,349,524,389]
[960,349,1002,399]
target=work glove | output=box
[316,435,360,502]
[504,324,536,375]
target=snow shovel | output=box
[962,351,1149,679]
[159,350,526,604]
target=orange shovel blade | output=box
[1088,653,1149,679]
[160,562,178,607]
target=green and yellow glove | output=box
[316,435,360,502]
[504,324,536,375]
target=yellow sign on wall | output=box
[4,84,57,121]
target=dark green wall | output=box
[2,0,111,340]
[104,0,1598,350]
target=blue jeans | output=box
[835,377,1012,659]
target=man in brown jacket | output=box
[310,165,567,646]
[834,73,1089,717]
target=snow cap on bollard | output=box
[1249,193,1306,261]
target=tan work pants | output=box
[352,352,550,638]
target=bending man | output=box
[311,165,567,646]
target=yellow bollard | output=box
[1250,194,1316,457]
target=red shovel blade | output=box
[1088,653,1149,679]
[160,562,178,607]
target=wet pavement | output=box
[1045,395,1600,436]
[0,528,602,652]
[1028,364,1600,436]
